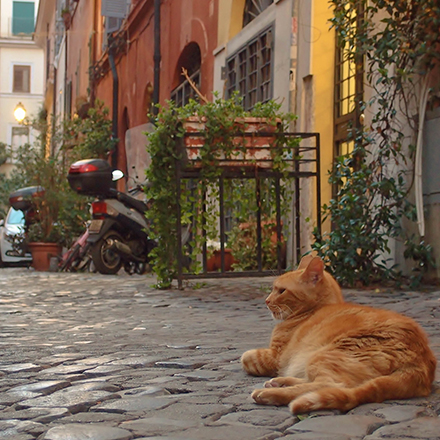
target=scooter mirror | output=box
[112,170,124,181]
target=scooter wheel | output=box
[91,230,123,275]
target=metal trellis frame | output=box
[175,131,321,289]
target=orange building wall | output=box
[66,0,102,114]
[92,0,218,174]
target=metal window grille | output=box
[170,70,201,107]
[226,27,273,110]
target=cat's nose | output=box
[265,297,271,306]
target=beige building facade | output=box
[0,0,44,176]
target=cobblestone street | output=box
[0,267,439,440]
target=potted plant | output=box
[206,240,235,272]
[13,149,79,271]
[61,7,71,29]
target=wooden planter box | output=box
[182,116,281,168]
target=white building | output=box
[0,0,44,176]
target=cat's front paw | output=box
[252,388,283,406]
[264,378,282,388]
[241,348,278,377]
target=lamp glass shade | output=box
[14,103,26,122]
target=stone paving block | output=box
[0,419,46,436]
[282,433,351,440]
[148,401,235,421]
[215,408,294,428]
[61,410,128,423]
[160,424,276,440]
[364,416,440,439]
[285,415,385,438]
[0,390,42,405]
[16,389,120,414]
[42,423,133,440]
[0,364,42,374]
[108,356,159,366]
[118,385,168,397]
[174,370,226,381]
[39,364,89,375]
[155,360,206,369]
[83,365,129,377]
[92,395,175,413]
[7,380,71,395]
[66,381,121,393]
[119,416,200,436]
[0,435,34,440]
[372,404,426,422]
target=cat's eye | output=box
[278,288,286,295]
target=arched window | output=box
[171,43,201,107]
[243,0,274,27]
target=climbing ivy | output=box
[312,0,438,287]
[145,94,298,288]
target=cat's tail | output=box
[289,370,434,414]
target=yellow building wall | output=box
[217,0,246,46]
[311,1,335,231]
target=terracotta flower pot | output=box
[206,249,235,272]
[182,116,281,168]
[28,242,62,272]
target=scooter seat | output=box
[116,192,148,214]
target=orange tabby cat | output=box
[241,255,437,414]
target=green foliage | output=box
[145,94,297,288]
[0,102,115,246]
[313,0,437,287]
[228,217,281,272]
[7,144,88,247]
[62,101,117,161]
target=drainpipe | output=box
[414,72,431,238]
[108,37,119,169]
[152,0,161,115]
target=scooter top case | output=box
[68,158,113,196]
[9,186,44,212]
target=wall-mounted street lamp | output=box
[13,102,26,123]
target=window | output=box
[332,5,364,198]
[13,65,31,93]
[226,27,273,110]
[12,1,35,35]
[171,43,202,107]
[171,70,201,107]
[243,0,274,27]
[333,5,364,160]
[10,127,30,162]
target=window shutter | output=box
[12,1,35,35]
[101,0,129,19]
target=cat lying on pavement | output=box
[241,255,437,414]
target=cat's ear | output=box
[301,257,324,285]
[297,254,314,270]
